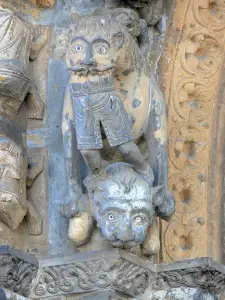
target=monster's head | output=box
[91,163,162,248]
[66,15,143,77]
[94,8,141,38]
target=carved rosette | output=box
[160,0,225,261]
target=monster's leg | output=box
[117,141,153,184]
[80,149,107,173]
[117,141,146,170]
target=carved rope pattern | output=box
[162,0,225,261]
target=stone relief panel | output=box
[0,7,46,231]
[0,3,50,257]
[160,0,225,262]
[61,14,175,256]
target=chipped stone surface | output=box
[152,288,218,300]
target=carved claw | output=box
[27,155,45,188]
[25,202,43,235]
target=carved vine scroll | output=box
[160,0,225,262]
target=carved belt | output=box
[70,76,115,96]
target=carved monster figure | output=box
[62,15,174,251]
[0,8,46,234]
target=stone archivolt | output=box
[161,0,225,262]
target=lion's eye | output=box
[133,215,147,225]
[93,42,109,54]
[75,45,83,52]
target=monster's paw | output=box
[68,213,95,246]
[61,194,79,218]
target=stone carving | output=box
[0,253,38,297]
[0,8,47,234]
[160,0,225,261]
[62,15,174,253]
[105,0,164,26]
[34,258,151,298]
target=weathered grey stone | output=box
[152,288,218,300]
[1,288,28,300]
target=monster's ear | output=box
[112,32,125,49]
[152,185,164,207]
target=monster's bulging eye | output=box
[133,215,147,225]
[105,212,118,222]
[93,42,109,54]
[108,213,115,221]
[75,45,83,52]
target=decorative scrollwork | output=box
[34,258,151,298]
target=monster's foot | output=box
[25,202,43,235]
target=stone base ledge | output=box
[154,257,225,296]
[0,246,224,299]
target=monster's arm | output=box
[61,87,81,217]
